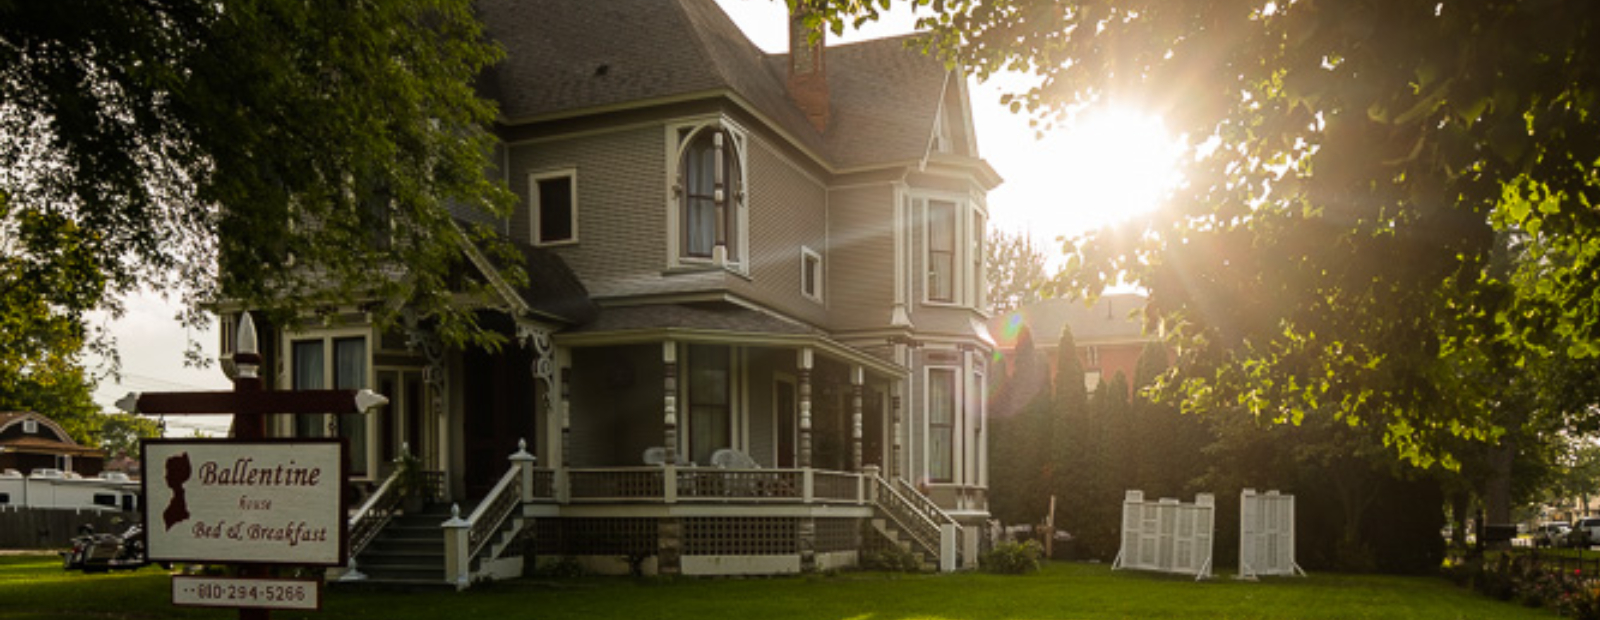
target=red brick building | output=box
[988,294,1158,406]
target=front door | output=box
[375,369,425,474]
[463,346,538,497]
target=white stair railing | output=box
[443,440,536,589]
[347,467,403,560]
[865,469,961,571]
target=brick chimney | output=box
[787,7,829,131]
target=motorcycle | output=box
[61,522,154,572]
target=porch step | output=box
[869,517,939,571]
[350,504,455,587]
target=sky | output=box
[85,0,1181,431]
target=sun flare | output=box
[1000,107,1183,244]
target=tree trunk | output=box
[1483,436,1517,526]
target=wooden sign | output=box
[142,439,348,566]
[172,576,321,611]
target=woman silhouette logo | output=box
[162,452,192,531]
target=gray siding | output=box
[825,183,896,332]
[730,133,829,326]
[506,126,679,299]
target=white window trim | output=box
[279,326,376,479]
[920,195,964,307]
[678,344,744,466]
[529,168,579,247]
[800,245,823,303]
[664,117,750,273]
[22,419,37,434]
[923,363,961,484]
[915,191,988,309]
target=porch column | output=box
[850,365,864,472]
[798,347,814,468]
[404,309,450,494]
[892,342,908,480]
[558,349,572,468]
[664,341,679,464]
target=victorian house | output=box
[232,0,999,584]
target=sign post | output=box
[125,311,386,620]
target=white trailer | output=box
[0,469,141,513]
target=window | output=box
[688,345,731,465]
[0,492,9,505]
[292,340,326,439]
[93,493,118,508]
[972,211,985,310]
[291,336,370,476]
[21,419,36,434]
[928,368,957,482]
[531,170,577,245]
[800,246,823,302]
[674,124,744,265]
[927,200,957,303]
[334,338,368,477]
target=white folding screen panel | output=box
[1239,489,1305,579]
[1114,490,1214,580]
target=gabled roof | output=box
[477,0,965,171]
[456,228,598,326]
[810,35,964,170]
[0,411,101,457]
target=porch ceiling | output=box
[556,303,905,378]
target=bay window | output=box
[927,200,956,303]
[928,367,956,482]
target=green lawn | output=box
[0,553,1555,620]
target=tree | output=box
[97,412,164,461]
[0,350,101,446]
[1,0,518,387]
[986,326,1054,524]
[811,1,1600,465]
[986,228,1050,314]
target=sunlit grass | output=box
[0,553,1552,620]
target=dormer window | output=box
[670,122,747,268]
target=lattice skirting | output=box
[523,517,863,575]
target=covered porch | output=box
[548,303,909,478]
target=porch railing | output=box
[465,464,524,559]
[347,468,403,560]
[563,466,867,505]
[872,473,964,571]
[867,473,945,565]
[443,442,537,590]
[893,478,964,534]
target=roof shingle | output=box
[477,0,950,169]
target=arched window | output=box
[678,126,742,263]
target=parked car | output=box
[1534,521,1571,547]
[1567,517,1600,547]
